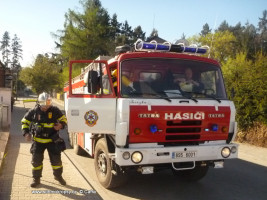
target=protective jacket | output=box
[21,104,67,179]
[21,104,67,143]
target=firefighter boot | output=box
[30,178,40,187]
[55,176,66,185]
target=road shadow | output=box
[110,159,267,200]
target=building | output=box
[0,60,5,87]
[0,60,12,130]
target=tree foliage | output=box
[0,31,23,70]
[22,1,267,136]
[223,53,267,129]
[11,34,23,71]
[191,10,267,132]
[0,31,11,67]
[200,23,211,36]
[19,54,63,94]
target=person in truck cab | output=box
[175,67,203,92]
[111,69,136,95]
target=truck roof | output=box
[115,51,220,67]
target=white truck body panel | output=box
[66,97,116,133]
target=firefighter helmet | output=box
[38,92,52,106]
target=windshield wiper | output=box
[127,92,172,102]
[180,92,198,103]
[191,92,221,103]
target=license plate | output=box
[173,151,196,158]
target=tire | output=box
[73,133,85,155]
[172,165,209,182]
[94,138,127,189]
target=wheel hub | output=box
[97,152,107,175]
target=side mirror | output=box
[88,70,99,94]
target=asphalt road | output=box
[54,100,267,200]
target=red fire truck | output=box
[64,39,238,188]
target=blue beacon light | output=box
[212,124,219,131]
[134,39,209,54]
[150,125,158,133]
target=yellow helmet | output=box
[112,69,117,77]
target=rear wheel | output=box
[172,165,209,182]
[94,138,127,188]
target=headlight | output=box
[122,152,130,160]
[131,151,143,164]
[221,147,231,158]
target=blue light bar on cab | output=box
[135,39,171,51]
[134,39,209,54]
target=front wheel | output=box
[172,165,209,182]
[94,138,127,188]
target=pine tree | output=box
[109,14,121,40]
[0,31,11,68]
[11,34,23,71]
[132,25,146,42]
[258,10,267,53]
[200,23,211,36]
[217,20,230,32]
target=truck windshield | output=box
[120,58,227,100]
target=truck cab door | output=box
[65,60,116,134]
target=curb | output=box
[0,131,9,170]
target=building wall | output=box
[0,69,5,87]
[0,88,11,130]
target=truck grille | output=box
[165,120,202,141]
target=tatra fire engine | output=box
[64,39,238,188]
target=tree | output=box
[149,28,158,38]
[55,0,111,61]
[200,23,211,36]
[117,20,133,45]
[198,30,236,63]
[11,34,23,71]
[109,14,121,40]
[217,20,229,32]
[132,26,146,43]
[19,54,64,94]
[0,31,11,67]
[258,10,267,53]
[223,52,267,129]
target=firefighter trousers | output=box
[30,141,63,179]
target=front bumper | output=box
[115,143,238,166]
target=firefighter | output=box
[111,69,136,95]
[21,92,67,187]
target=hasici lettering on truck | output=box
[64,39,238,189]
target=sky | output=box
[0,0,266,67]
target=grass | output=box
[22,99,37,103]
[236,122,267,148]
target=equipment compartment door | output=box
[66,98,116,134]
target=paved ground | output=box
[0,100,102,200]
[1,98,267,200]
